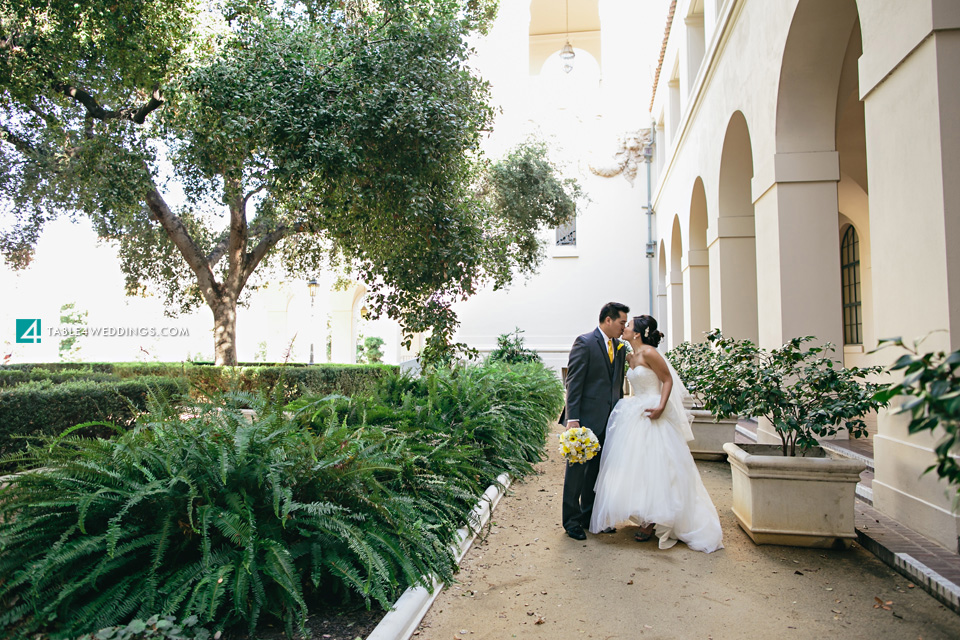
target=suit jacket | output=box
[563,328,626,439]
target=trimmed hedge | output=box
[0,369,120,388]
[0,377,188,459]
[1,363,397,400]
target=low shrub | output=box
[0,369,120,389]
[78,615,211,640]
[0,377,188,459]
[0,363,396,402]
[487,328,541,365]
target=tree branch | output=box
[240,221,307,290]
[224,176,248,295]
[207,234,230,270]
[55,83,164,124]
[242,184,266,208]
[144,183,221,306]
[0,125,36,155]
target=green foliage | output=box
[78,615,211,640]
[1,0,581,365]
[58,302,89,361]
[0,360,563,637]
[0,362,396,400]
[487,328,541,365]
[0,376,187,459]
[360,337,385,365]
[668,331,887,456]
[481,139,584,280]
[873,336,960,496]
[667,329,757,418]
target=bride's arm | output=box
[642,346,673,420]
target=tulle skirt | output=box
[588,393,723,553]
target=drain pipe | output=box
[643,127,656,315]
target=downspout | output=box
[644,126,656,314]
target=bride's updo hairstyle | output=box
[632,315,664,347]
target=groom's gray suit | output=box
[561,327,627,533]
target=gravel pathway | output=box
[413,422,960,640]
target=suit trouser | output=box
[561,430,606,530]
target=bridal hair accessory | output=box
[558,426,601,464]
[644,326,650,338]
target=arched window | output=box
[840,225,862,345]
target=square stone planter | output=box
[722,442,866,548]
[688,409,738,460]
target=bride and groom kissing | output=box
[561,302,723,553]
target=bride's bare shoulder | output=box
[638,344,660,357]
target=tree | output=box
[58,302,88,361]
[363,335,385,363]
[1,0,579,365]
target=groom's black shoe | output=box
[565,525,587,541]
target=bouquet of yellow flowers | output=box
[558,426,601,464]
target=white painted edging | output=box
[366,472,512,640]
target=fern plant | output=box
[0,392,452,638]
[0,361,564,639]
[298,361,565,538]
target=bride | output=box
[588,315,723,553]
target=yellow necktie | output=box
[608,339,614,363]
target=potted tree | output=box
[717,336,887,548]
[666,330,747,460]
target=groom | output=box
[561,301,629,540]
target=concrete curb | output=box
[366,472,512,640]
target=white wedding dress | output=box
[589,365,723,553]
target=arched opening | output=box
[685,178,710,342]
[657,240,668,338]
[715,111,759,343]
[329,282,367,364]
[528,0,601,74]
[667,215,685,349]
[758,0,860,353]
[834,15,873,370]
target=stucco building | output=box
[647,0,960,551]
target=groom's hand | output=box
[567,419,580,428]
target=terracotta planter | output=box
[688,409,737,460]
[722,442,866,548]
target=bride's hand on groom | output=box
[645,406,665,420]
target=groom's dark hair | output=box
[599,302,630,323]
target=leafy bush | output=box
[666,329,759,418]
[487,328,541,365]
[0,362,563,638]
[746,337,887,455]
[0,377,188,459]
[874,336,960,495]
[78,615,211,640]
[669,332,887,455]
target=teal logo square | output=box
[16,319,42,344]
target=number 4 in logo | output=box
[16,319,42,344]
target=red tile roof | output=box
[649,0,677,113]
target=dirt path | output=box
[414,422,960,640]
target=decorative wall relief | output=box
[588,130,652,187]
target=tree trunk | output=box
[212,299,239,366]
